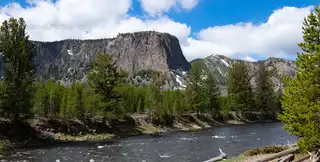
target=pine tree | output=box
[46,81,64,117]
[186,61,206,116]
[60,88,68,118]
[228,62,255,116]
[255,64,276,119]
[279,7,320,151]
[116,84,138,114]
[146,82,162,114]
[87,53,124,114]
[82,87,104,119]
[33,82,49,117]
[203,73,221,117]
[174,90,188,115]
[0,18,35,119]
[0,81,7,116]
[72,83,85,119]
[67,86,78,118]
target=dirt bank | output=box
[0,113,248,154]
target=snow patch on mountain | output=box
[217,68,223,75]
[176,75,185,88]
[67,49,73,56]
[221,59,230,67]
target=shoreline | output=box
[0,114,277,155]
[223,144,303,162]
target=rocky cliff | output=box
[191,55,297,96]
[0,31,297,92]
[30,31,190,88]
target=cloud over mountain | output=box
[0,0,313,61]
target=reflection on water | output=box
[2,122,297,162]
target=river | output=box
[2,122,297,162]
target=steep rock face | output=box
[192,54,297,96]
[30,31,190,88]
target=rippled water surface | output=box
[3,122,297,162]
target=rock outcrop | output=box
[191,55,297,96]
[29,31,190,88]
[0,31,297,92]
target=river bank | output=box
[0,113,248,154]
[0,112,279,155]
[2,122,296,161]
[223,144,309,162]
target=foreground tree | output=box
[279,7,320,151]
[0,18,35,119]
[228,62,255,116]
[186,61,205,116]
[255,64,277,119]
[87,54,124,115]
[203,73,221,117]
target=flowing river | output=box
[3,122,297,162]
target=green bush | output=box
[0,140,9,154]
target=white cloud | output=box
[139,0,199,15]
[186,6,313,60]
[0,0,132,41]
[0,1,313,62]
[182,38,233,60]
[88,17,191,44]
[0,0,190,43]
[179,0,199,10]
[243,56,257,62]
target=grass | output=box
[54,133,115,142]
[223,155,245,162]
[0,140,9,154]
[136,124,163,134]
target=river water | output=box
[3,122,297,162]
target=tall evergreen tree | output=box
[87,53,124,114]
[255,64,276,119]
[228,62,255,116]
[0,18,35,119]
[203,73,221,117]
[0,81,7,116]
[279,7,320,151]
[46,81,64,117]
[82,87,105,119]
[72,83,85,119]
[33,82,49,117]
[186,61,205,116]
[60,88,69,118]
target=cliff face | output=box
[30,31,190,88]
[192,55,297,96]
[0,31,297,92]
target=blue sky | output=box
[0,0,318,61]
[133,0,318,32]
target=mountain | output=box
[26,31,190,89]
[191,54,297,96]
[0,30,297,93]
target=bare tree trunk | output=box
[253,147,299,162]
[279,154,294,162]
[308,149,320,162]
[203,148,227,162]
